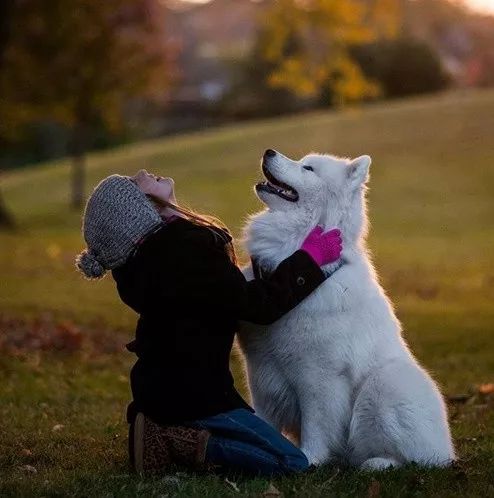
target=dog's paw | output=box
[360,457,400,471]
[301,447,325,467]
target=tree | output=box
[0,0,172,209]
[0,0,16,229]
[257,0,400,106]
[353,38,449,98]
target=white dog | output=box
[238,149,455,470]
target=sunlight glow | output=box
[180,0,494,14]
[466,0,494,14]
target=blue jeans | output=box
[190,408,309,476]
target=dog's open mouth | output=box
[256,163,299,202]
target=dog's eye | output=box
[303,165,314,171]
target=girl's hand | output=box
[300,226,342,266]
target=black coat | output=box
[112,217,325,425]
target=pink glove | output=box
[300,226,342,266]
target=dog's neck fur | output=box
[244,208,318,272]
[244,188,369,274]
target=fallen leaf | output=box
[52,424,64,432]
[21,465,37,474]
[225,477,240,492]
[367,478,381,498]
[478,383,494,395]
[263,483,283,497]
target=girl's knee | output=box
[284,451,309,473]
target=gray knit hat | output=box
[75,174,163,279]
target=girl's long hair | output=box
[145,193,237,265]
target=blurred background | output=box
[1,0,494,181]
[0,1,493,496]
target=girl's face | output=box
[132,169,176,205]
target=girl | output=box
[76,169,342,476]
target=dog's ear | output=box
[347,155,371,189]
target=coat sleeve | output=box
[151,227,326,325]
[233,249,326,324]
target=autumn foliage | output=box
[257,0,401,104]
[0,0,174,207]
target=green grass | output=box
[1,89,494,496]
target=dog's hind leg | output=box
[348,361,455,469]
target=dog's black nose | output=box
[264,149,277,158]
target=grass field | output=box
[1,90,493,497]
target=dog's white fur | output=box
[238,150,455,470]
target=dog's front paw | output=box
[301,447,326,467]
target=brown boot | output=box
[164,423,210,468]
[132,412,210,474]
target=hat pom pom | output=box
[75,249,106,279]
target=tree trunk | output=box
[70,123,87,210]
[0,0,16,229]
[0,189,15,229]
